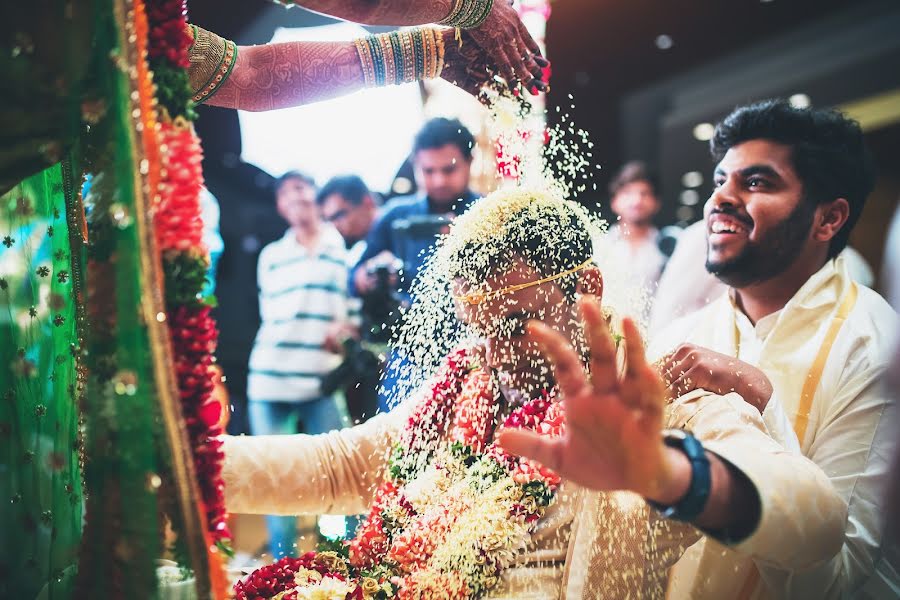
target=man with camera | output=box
[350,118,480,411]
[350,117,479,301]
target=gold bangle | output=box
[354,37,376,87]
[400,30,415,84]
[379,34,396,86]
[433,29,446,78]
[187,25,238,104]
[423,29,436,79]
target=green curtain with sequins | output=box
[0,163,84,599]
[1,1,206,598]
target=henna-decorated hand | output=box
[439,29,497,98]
[467,0,548,93]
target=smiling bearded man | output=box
[648,99,898,599]
[222,187,844,599]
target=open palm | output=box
[498,296,670,498]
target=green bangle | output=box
[411,29,426,81]
[366,36,386,86]
[388,32,405,85]
[440,0,494,29]
[466,0,494,28]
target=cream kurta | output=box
[650,257,899,599]
[223,384,845,598]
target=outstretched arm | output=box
[188,26,507,112]
[500,295,845,570]
[498,297,761,534]
[222,405,407,515]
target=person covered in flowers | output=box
[185,0,548,113]
[222,188,846,599]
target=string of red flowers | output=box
[146,0,230,544]
[139,0,231,592]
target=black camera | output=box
[320,337,382,423]
[362,262,405,345]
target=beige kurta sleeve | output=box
[222,403,408,516]
[669,390,847,571]
[764,366,897,597]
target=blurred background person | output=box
[598,161,667,293]
[351,117,478,301]
[350,118,479,412]
[317,174,380,264]
[316,175,383,425]
[247,170,358,558]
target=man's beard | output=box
[705,198,816,288]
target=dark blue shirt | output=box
[351,191,479,299]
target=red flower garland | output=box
[144,0,231,556]
[146,0,192,67]
[155,122,205,253]
[154,117,229,545]
[169,304,230,542]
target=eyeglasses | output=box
[454,258,594,306]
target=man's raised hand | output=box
[498,296,676,499]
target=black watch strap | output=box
[648,429,711,522]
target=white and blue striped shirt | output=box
[248,227,359,403]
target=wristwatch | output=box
[648,429,711,522]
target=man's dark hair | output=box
[276,170,316,192]
[444,194,593,300]
[608,161,658,198]
[316,175,371,206]
[413,117,475,160]
[710,99,876,258]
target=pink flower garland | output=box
[236,347,565,599]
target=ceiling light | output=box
[693,123,715,141]
[680,190,700,206]
[655,35,673,50]
[681,171,704,188]
[789,93,811,108]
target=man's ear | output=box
[813,198,850,244]
[577,265,603,298]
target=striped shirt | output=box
[248,227,359,403]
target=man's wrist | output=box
[649,446,692,505]
[739,374,773,412]
[647,430,712,522]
